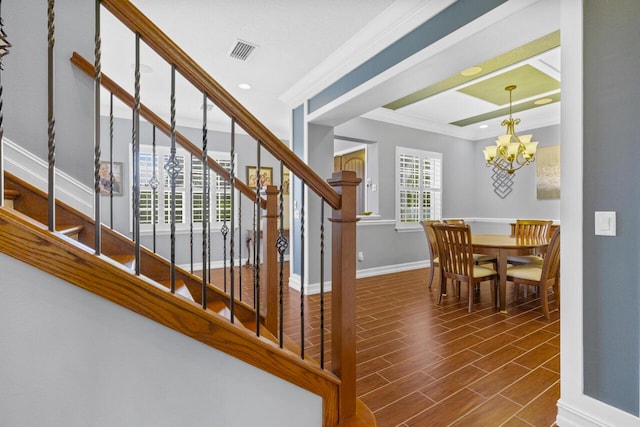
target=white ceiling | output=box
[100,0,561,142]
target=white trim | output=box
[556,400,614,427]
[356,260,430,279]
[179,255,290,273]
[3,138,94,217]
[357,217,391,226]
[280,0,456,107]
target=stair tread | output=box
[58,224,84,235]
[158,279,195,302]
[4,189,20,200]
[110,254,136,268]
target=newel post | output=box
[327,170,360,421]
[263,184,279,334]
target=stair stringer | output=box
[0,206,340,427]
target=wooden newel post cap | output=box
[327,170,362,189]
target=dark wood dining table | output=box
[472,234,549,313]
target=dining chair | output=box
[420,220,440,288]
[508,219,554,266]
[443,218,497,268]
[432,223,498,312]
[506,228,561,319]
[443,218,465,225]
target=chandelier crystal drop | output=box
[483,85,538,175]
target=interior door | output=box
[334,149,366,214]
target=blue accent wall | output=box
[292,105,304,276]
[583,0,640,416]
[308,0,508,113]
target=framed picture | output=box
[536,146,560,199]
[246,166,272,189]
[99,161,123,196]
[282,169,290,195]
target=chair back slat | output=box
[443,218,465,225]
[433,224,474,278]
[541,227,561,283]
[420,220,440,260]
[514,219,552,244]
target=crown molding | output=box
[279,0,457,108]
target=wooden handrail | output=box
[100,0,341,210]
[70,52,264,208]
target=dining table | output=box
[472,233,549,313]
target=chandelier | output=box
[483,85,538,174]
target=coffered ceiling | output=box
[101,0,561,142]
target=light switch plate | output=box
[595,211,616,236]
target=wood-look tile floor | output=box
[206,264,559,427]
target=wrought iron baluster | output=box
[221,176,228,293]
[320,198,325,369]
[229,118,236,321]
[132,33,141,275]
[254,143,261,336]
[189,154,194,274]
[201,93,208,309]
[47,0,56,232]
[0,0,10,207]
[300,180,305,359]
[165,65,182,293]
[277,161,289,348]
[238,188,242,301]
[93,0,101,253]
[149,126,159,253]
[108,93,114,229]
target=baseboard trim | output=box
[356,260,430,279]
[556,400,610,427]
[3,138,93,217]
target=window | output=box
[136,145,233,232]
[395,147,442,229]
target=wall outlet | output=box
[357,251,364,262]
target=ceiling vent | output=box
[228,39,258,61]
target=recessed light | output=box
[460,66,482,77]
[479,124,489,129]
[238,83,252,90]
[534,98,553,105]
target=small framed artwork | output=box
[536,146,560,199]
[246,166,272,189]
[99,161,123,196]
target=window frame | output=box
[395,146,442,230]
[132,145,236,234]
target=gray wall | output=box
[583,0,640,415]
[0,253,321,427]
[100,117,286,266]
[333,118,561,272]
[4,0,94,186]
[472,124,561,220]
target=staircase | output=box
[0,1,371,426]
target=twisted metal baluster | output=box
[165,65,182,293]
[201,93,208,309]
[0,1,10,206]
[149,126,159,253]
[320,198,325,369]
[254,143,261,336]
[189,154,194,274]
[93,0,101,253]
[277,161,289,348]
[132,33,141,275]
[109,93,114,229]
[300,180,305,359]
[238,186,242,301]
[221,177,229,293]
[47,0,56,232]
[229,118,236,321]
